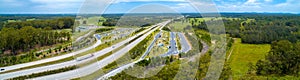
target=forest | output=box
[0,26,71,54]
[0,16,74,67]
[188,14,300,79]
[3,17,74,30]
[252,40,300,76]
[190,14,300,44]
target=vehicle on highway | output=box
[0,69,5,71]
[76,54,94,61]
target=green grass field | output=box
[228,38,270,79]
[168,21,190,32]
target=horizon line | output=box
[0,12,299,15]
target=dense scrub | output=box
[0,26,71,54]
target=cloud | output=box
[214,0,300,13]
[29,0,84,13]
[265,0,273,2]
[113,0,186,3]
[0,0,25,7]
[0,0,299,14]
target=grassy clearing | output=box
[228,38,270,79]
[168,21,190,32]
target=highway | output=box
[32,20,171,80]
[99,30,164,79]
[0,34,102,74]
[98,32,193,79]
[0,21,168,79]
[178,33,191,53]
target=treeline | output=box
[190,16,300,44]
[95,27,114,33]
[247,40,300,76]
[0,26,71,54]
[102,16,165,27]
[4,17,74,30]
[102,18,118,26]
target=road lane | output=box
[177,33,191,53]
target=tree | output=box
[255,40,300,76]
[58,21,64,29]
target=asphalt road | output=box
[100,32,204,80]
[32,21,170,80]
[99,30,164,80]
[0,21,165,79]
[177,33,191,53]
[161,32,178,57]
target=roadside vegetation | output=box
[128,29,160,59]
[176,33,182,50]
[95,27,114,33]
[108,27,231,80]
[148,31,169,57]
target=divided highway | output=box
[0,21,169,79]
[99,29,164,79]
[32,20,171,80]
[0,34,102,73]
[99,32,192,79]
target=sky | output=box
[0,0,299,14]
